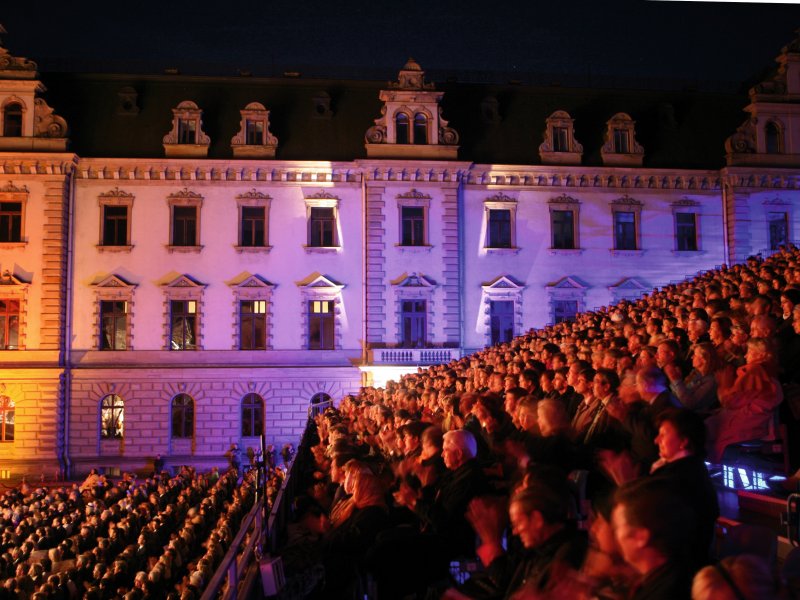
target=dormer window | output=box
[766,122,783,154]
[539,111,583,165]
[2,103,22,137]
[396,113,410,144]
[601,113,644,167]
[231,102,278,158]
[163,101,210,158]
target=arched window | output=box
[3,103,22,137]
[395,113,410,144]
[100,394,124,439]
[0,395,14,442]
[413,113,428,145]
[766,122,783,154]
[241,393,264,437]
[309,392,332,417]
[171,394,194,439]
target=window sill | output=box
[166,245,203,254]
[548,248,584,256]
[303,246,341,254]
[609,249,646,257]
[395,244,433,254]
[234,245,273,254]
[0,242,27,249]
[97,244,133,253]
[484,247,520,255]
[671,249,706,257]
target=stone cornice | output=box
[357,160,472,183]
[0,154,77,175]
[721,167,800,191]
[74,159,362,184]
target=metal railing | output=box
[371,347,461,365]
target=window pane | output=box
[0,299,19,350]
[172,395,193,438]
[551,210,575,249]
[0,202,22,243]
[396,113,409,144]
[401,300,426,347]
[553,127,569,152]
[413,113,428,145]
[676,213,698,251]
[100,394,124,439]
[102,205,128,246]
[553,300,578,324]
[173,206,197,246]
[241,206,266,247]
[240,301,266,350]
[401,206,425,246]
[614,212,637,250]
[310,207,335,247]
[613,128,629,154]
[769,212,788,250]
[308,300,334,349]
[487,209,512,248]
[100,300,127,350]
[170,301,197,350]
[490,301,514,345]
[3,104,23,137]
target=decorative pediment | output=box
[162,274,205,289]
[608,277,648,292]
[549,193,580,205]
[611,194,642,207]
[305,191,340,200]
[397,189,431,200]
[485,192,516,203]
[671,198,700,208]
[763,196,791,206]
[228,273,275,289]
[167,188,203,204]
[231,102,278,158]
[725,118,757,156]
[546,276,588,290]
[391,272,437,288]
[236,189,272,201]
[0,271,28,287]
[0,181,28,194]
[481,275,524,292]
[93,274,136,289]
[0,39,38,79]
[99,187,134,201]
[296,273,345,292]
[389,58,435,91]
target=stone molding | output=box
[227,274,275,351]
[231,102,279,158]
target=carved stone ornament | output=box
[485,192,516,203]
[0,181,29,194]
[0,43,37,79]
[548,194,580,205]
[671,198,700,208]
[230,102,278,157]
[167,188,203,201]
[162,101,210,145]
[611,194,642,206]
[438,107,460,145]
[600,113,644,163]
[163,274,205,289]
[389,58,435,91]
[33,98,68,138]
[539,111,583,153]
[0,270,27,286]
[397,189,431,200]
[93,274,136,289]
[99,187,134,200]
[236,189,272,201]
[725,118,757,154]
[305,191,340,200]
[391,272,437,288]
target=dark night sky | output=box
[3,1,800,89]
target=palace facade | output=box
[1,32,799,477]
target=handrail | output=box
[200,495,263,600]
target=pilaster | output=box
[441,185,461,345]
[365,184,387,344]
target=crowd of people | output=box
[0,462,285,600]
[282,246,800,599]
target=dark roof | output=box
[41,70,747,169]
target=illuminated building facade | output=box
[1,34,799,477]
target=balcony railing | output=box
[370,347,461,365]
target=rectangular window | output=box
[401,300,426,348]
[613,128,630,154]
[613,211,637,250]
[0,299,19,350]
[675,212,698,251]
[487,209,512,248]
[240,206,266,247]
[768,212,789,250]
[308,300,334,350]
[172,206,197,246]
[553,127,569,152]
[553,300,578,324]
[245,120,264,145]
[102,205,128,246]
[240,300,267,350]
[177,119,196,144]
[551,210,575,249]
[401,206,425,246]
[170,300,197,350]
[490,301,514,345]
[309,207,336,247]
[100,300,127,350]
[0,202,22,243]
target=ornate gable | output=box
[365,59,459,160]
[600,113,644,167]
[539,110,583,166]
[231,102,278,158]
[163,101,210,158]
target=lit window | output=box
[0,300,19,350]
[401,300,426,348]
[2,103,22,137]
[171,394,194,439]
[551,210,576,249]
[170,300,197,350]
[0,202,22,243]
[487,209,512,248]
[396,113,410,144]
[675,213,698,251]
[0,396,14,442]
[100,394,124,439]
[308,300,334,350]
[613,211,638,250]
[240,300,267,350]
[769,212,789,250]
[240,206,266,247]
[413,113,428,144]
[172,206,198,246]
[401,206,426,246]
[100,300,127,350]
[309,207,336,247]
[241,393,264,437]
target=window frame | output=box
[483,194,518,252]
[768,210,790,251]
[400,299,427,348]
[765,121,784,154]
[0,299,20,350]
[239,299,268,350]
[235,189,272,252]
[241,393,264,438]
[609,196,643,255]
[0,271,29,350]
[298,274,344,350]
[304,192,342,252]
[93,274,136,351]
[100,394,124,440]
[308,299,336,350]
[0,202,23,243]
[545,276,587,327]
[167,189,203,253]
[392,273,436,348]
[170,393,194,439]
[162,275,205,350]
[97,188,134,252]
[100,299,129,351]
[480,275,524,348]
[229,274,274,350]
[0,186,27,248]
[396,189,432,251]
[0,395,14,442]
[1,99,25,137]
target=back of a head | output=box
[691,554,777,600]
